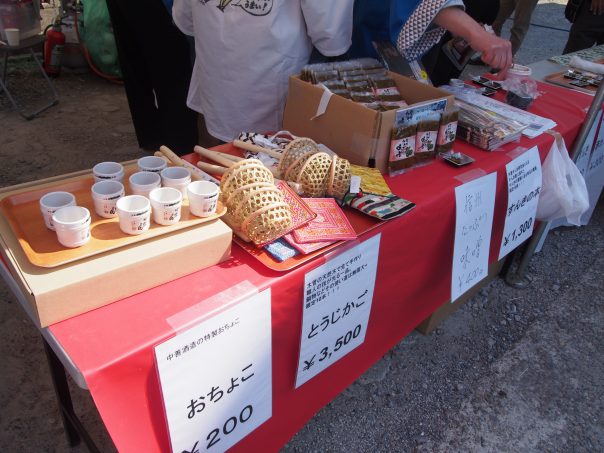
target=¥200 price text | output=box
[183,405,253,453]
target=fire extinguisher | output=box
[44,19,66,77]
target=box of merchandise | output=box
[0,169,232,328]
[283,71,454,174]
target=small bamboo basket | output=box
[233,138,352,199]
[194,146,293,245]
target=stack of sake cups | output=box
[40,156,220,248]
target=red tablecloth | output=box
[46,83,591,452]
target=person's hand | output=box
[470,32,513,79]
[591,0,604,15]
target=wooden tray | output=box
[0,166,226,268]
[232,207,383,272]
[544,69,600,95]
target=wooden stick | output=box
[194,147,238,168]
[233,139,283,160]
[196,161,227,176]
[153,152,171,163]
[158,145,219,183]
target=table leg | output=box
[43,339,103,452]
[1,50,7,85]
[43,339,82,447]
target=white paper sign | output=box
[451,173,497,303]
[155,289,272,453]
[575,110,601,176]
[499,147,542,259]
[587,113,604,185]
[295,235,380,388]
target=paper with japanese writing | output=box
[575,110,601,176]
[295,234,380,388]
[499,147,542,259]
[452,173,497,303]
[155,289,272,453]
[587,112,604,186]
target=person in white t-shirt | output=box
[172,0,353,143]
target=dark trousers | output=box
[564,1,604,54]
[105,0,198,155]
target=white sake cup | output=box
[129,171,161,198]
[5,28,19,47]
[187,181,219,218]
[161,166,191,199]
[52,206,91,248]
[92,161,124,183]
[149,187,182,226]
[91,180,125,218]
[116,195,151,235]
[137,155,167,173]
[39,191,76,230]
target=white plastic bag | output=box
[536,132,589,225]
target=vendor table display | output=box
[0,78,596,452]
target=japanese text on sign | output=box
[452,173,497,303]
[295,235,380,388]
[587,114,604,185]
[575,110,601,176]
[155,289,272,453]
[499,147,542,259]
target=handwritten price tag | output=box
[295,235,380,388]
[451,173,497,303]
[155,290,272,453]
[499,146,542,259]
[588,112,604,185]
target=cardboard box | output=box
[283,72,454,173]
[415,259,505,335]
[0,170,232,327]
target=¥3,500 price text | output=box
[302,324,362,372]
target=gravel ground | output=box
[1,1,603,452]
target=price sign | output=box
[587,113,604,185]
[295,235,380,388]
[155,289,272,453]
[576,111,601,176]
[499,146,542,259]
[451,173,497,303]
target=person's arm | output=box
[172,0,194,36]
[301,0,354,57]
[433,6,512,77]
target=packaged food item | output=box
[380,100,408,110]
[359,102,383,111]
[345,80,372,92]
[355,58,383,69]
[364,68,389,77]
[300,62,334,82]
[339,69,369,78]
[321,79,347,91]
[351,92,377,104]
[300,58,407,109]
[371,76,403,102]
[435,107,459,153]
[389,124,417,175]
[331,89,352,100]
[313,70,340,83]
[414,114,440,165]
